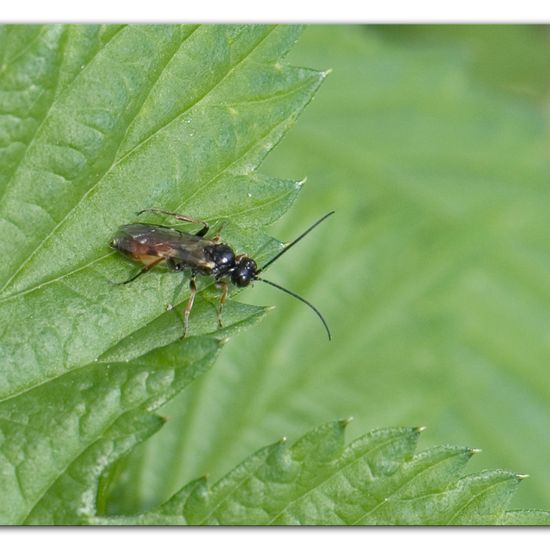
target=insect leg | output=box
[215,280,229,328]
[116,257,164,285]
[209,222,227,243]
[183,274,197,338]
[138,208,209,237]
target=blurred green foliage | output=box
[4,24,550,522]
[113,25,550,512]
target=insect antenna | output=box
[255,276,332,341]
[253,211,335,340]
[257,211,335,274]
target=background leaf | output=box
[93,422,544,525]
[4,23,550,525]
[0,23,323,524]
[106,25,550,516]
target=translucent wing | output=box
[112,223,216,271]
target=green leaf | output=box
[499,510,550,526]
[4,23,550,526]
[25,410,165,525]
[89,422,546,525]
[107,25,550,517]
[0,24,323,524]
[2,335,220,524]
[0,24,321,398]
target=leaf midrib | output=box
[266,431,409,525]
[0,26,280,298]
[0,26,194,293]
[445,473,516,525]
[0,81,314,307]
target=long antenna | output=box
[258,211,335,273]
[256,277,332,341]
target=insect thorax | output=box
[204,244,236,277]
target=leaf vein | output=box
[0,26,276,295]
[266,433,405,525]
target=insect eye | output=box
[231,258,257,287]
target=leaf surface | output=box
[0,23,322,524]
[109,25,550,515]
[91,422,546,525]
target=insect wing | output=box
[169,232,218,271]
[112,224,215,271]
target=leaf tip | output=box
[468,447,483,455]
[516,473,530,481]
[339,416,354,428]
[322,68,333,78]
[415,425,427,433]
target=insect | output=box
[111,208,334,339]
